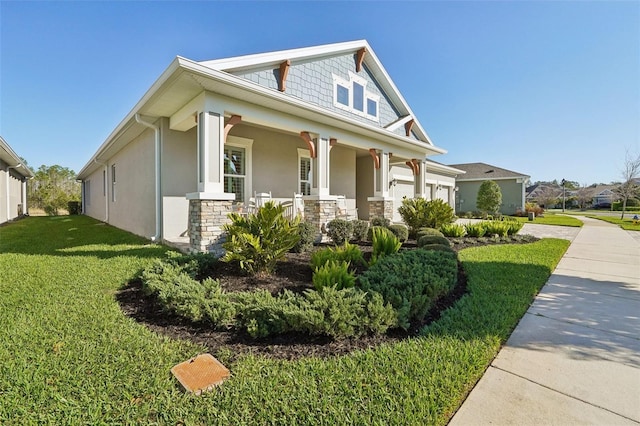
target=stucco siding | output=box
[161,121,197,238]
[0,165,7,223]
[107,128,156,238]
[330,146,356,199]
[231,54,417,139]
[83,167,107,222]
[0,163,27,223]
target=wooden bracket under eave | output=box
[300,132,316,158]
[224,115,242,142]
[329,138,337,151]
[405,161,417,176]
[369,148,380,169]
[411,159,420,175]
[278,60,291,92]
[405,119,414,137]
[356,48,367,73]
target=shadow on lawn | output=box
[0,215,169,259]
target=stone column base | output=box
[303,198,337,233]
[188,199,233,254]
[368,198,394,221]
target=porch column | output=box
[311,136,331,197]
[187,110,235,254]
[367,149,394,221]
[414,159,427,199]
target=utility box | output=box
[528,212,535,221]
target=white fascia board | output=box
[199,40,368,72]
[0,136,34,177]
[77,58,185,179]
[385,115,414,132]
[179,57,447,156]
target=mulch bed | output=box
[117,237,535,361]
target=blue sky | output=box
[1,1,638,185]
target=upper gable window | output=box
[332,73,379,122]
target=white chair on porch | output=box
[281,193,304,220]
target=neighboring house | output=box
[77,40,455,253]
[590,185,618,208]
[525,183,562,208]
[0,136,33,224]
[449,162,529,215]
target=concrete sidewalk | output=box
[450,216,640,425]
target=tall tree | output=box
[29,165,80,215]
[616,150,640,219]
[476,180,502,215]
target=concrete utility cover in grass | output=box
[171,354,230,395]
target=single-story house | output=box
[0,136,33,224]
[590,185,618,208]
[77,40,456,253]
[449,162,529,215]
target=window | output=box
[224,147,245,202]
[332,72,379,121]
[224,136,253,204]
[298,148,312,196]
[111,164,116,202]
[337,84,349,106]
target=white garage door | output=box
[392,181,414,223]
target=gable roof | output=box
[448,162,529,181]
[78,40,445,179]
[0,136,33,178]
[199,40,434,145]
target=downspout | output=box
[93,159,109,222]
[135,114,162,242]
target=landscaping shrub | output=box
[419,243,456,254]
[481,221,509,237]
[367,225,391,242]
[416,227,445,240]
[503,220,524,235]
[350,219,369,241]
[464,223,486,238]
[326,219,354,245]
[67,201,81,215]
[387,224,409,242]
[370,226,402,265]
[398,198,455,235]
[417,235,452,248]
[525,202,544,216]
[359,249,458,330]
[292,221,317,253]
[222,201,300,275]
[312,260,356,291]
[439,223,466,237]
[310,242,365,272]
[370,216,391,227]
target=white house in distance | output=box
[0,136,33,224]
[77,40,460,253]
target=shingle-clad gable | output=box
[449,162,529,180]
[229,53,416,139]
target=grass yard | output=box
[583,215,640,231]
[514,214,583,227]
[0,216,569,424]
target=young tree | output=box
[476,180,502,215]
[536,186,561,209]
[29,165,81,215]
[575,185,595,210]
[616,150,640,219]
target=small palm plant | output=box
[222,201,300,276]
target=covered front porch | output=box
[161,92,434,253]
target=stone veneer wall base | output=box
[188,199,233,255]
[368,199,394,221]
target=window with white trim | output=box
[297,148,312,196]
[332,72,379,121]
[224,136,253,204]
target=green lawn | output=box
[0,216,569,424]
[514,214,583,227]
[583,215,640,231]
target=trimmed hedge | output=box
[418,235,452,248]
[358,249,458,330]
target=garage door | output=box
[392,181,414,223]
